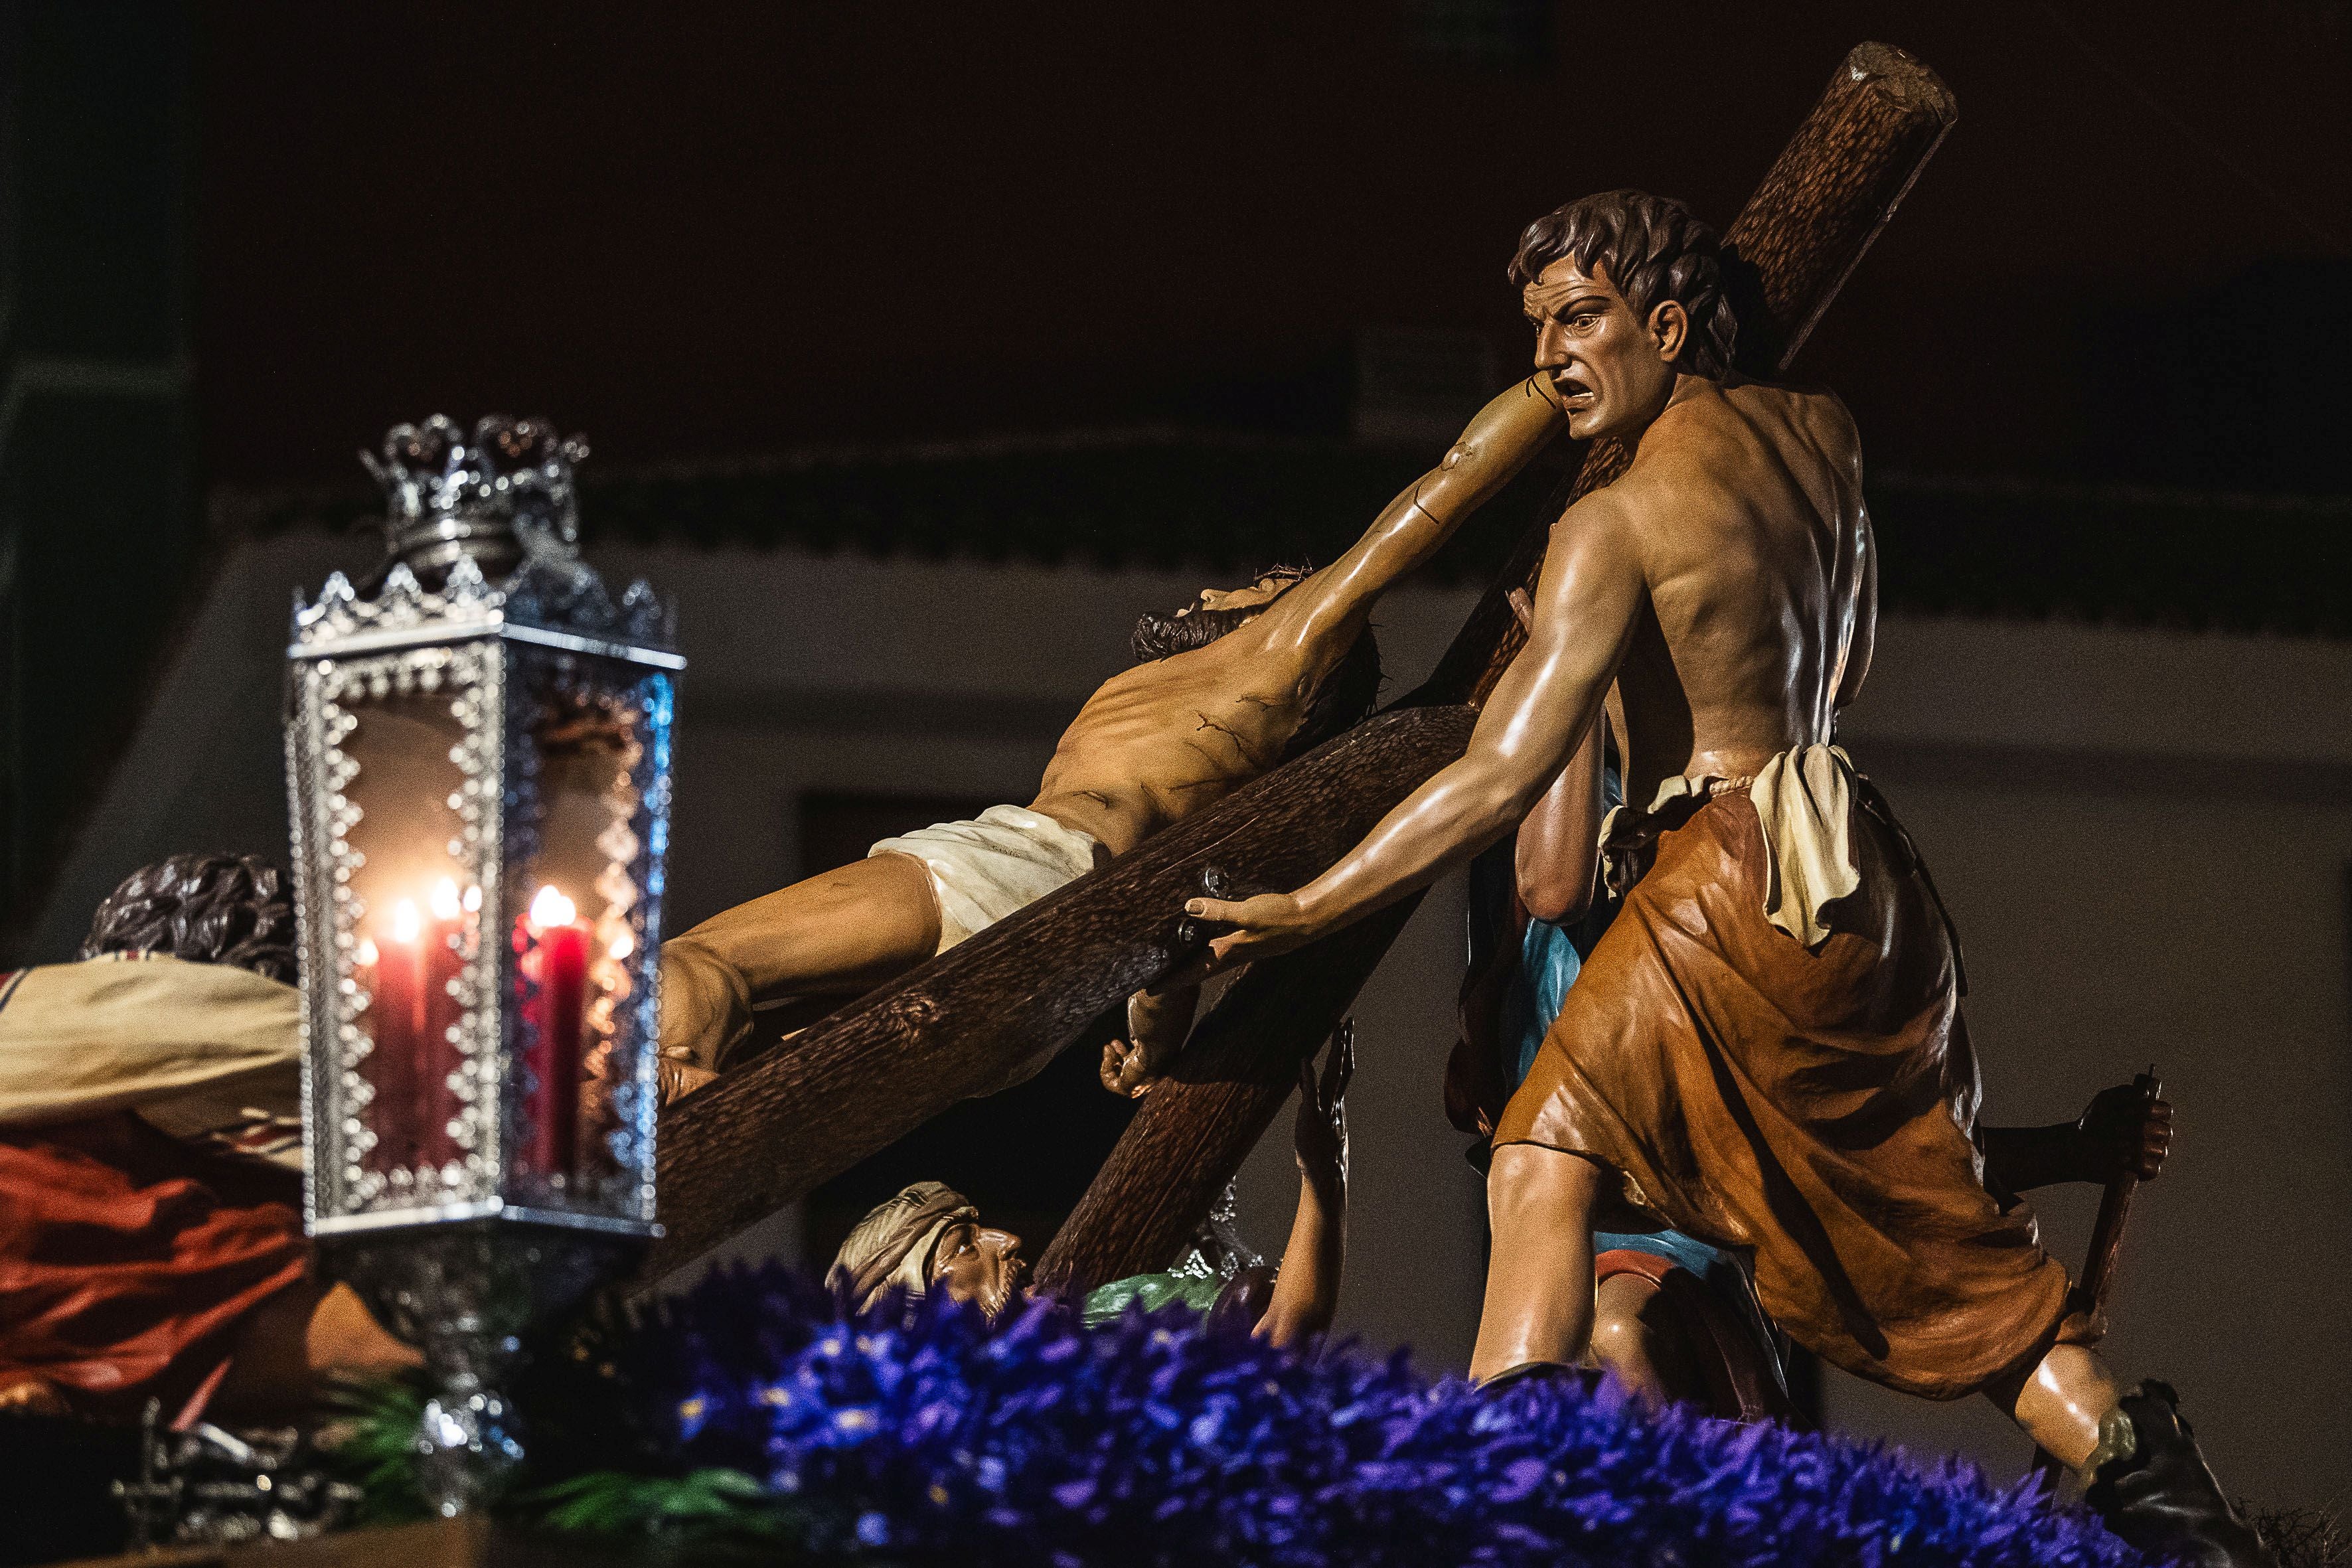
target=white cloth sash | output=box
[1600,743,1862,950]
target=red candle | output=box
[517,885,589,1184]
[415,879,467,1171]
[360,900,428,1174]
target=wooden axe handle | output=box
[2069,1066,2162,1334]
[2032,1065,2161,1482]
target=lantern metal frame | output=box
[286,558,680,1240]
[282,417,682,1511]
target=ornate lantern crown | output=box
[360,414,586,584]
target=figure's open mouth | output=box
[1557,376,1595,407]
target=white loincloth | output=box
[869,805,1106,954]
[1601,742,1863,951]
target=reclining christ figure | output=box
[657,378,1574,1097]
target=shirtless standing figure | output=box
[658,373,1573,1095]
[1189,191,2271,1568]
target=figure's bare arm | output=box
[1256,1028,1351,1349]
[1249,378,1566,659]
[1188,491,1646,964]
[1516,715,1605,923]
[1501,588,1606,923]
[1101,983,1200,1098]
[1982,1083,2173,1192]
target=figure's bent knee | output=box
[1586,1276,1662,1389]
[1591,1271,1660,1346]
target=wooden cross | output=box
[1039,41,1958,1295]
[645,42,1957,1287]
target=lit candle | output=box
[516,884,589,1184]
[362,900,428,1174]
[416,878,467,1171]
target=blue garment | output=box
[1468,767,1790,1402]
[1465,765,1623,1090]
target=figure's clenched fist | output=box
[2075,1082,2173,1184]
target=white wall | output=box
[1821,621,2352,1508]
[26,534,2350,1512]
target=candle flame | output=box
[430,878,462,921]
[355,937,379,966]
[530,884,577,929]
[390,900,422,944]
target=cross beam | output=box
[648,41,1954,1286]
[645,706,1476,1277]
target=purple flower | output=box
[591,1263,2152,1568]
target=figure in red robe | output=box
[0,855,415,1427]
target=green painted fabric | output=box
[1079,1268,1226,1326]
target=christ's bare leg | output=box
[661,852,943,1079]
[1470,1142,1605,1383]
[1986,1342,2126,1471]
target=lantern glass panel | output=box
[500,647,672,1222]
[339,685,475,1189]
[298,639,503,1223]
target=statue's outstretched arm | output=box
[1255,1026,1352,1350]
[1253,377,1566,663]
[1187,488,1646,969]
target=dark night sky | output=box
[196,1,2350,491]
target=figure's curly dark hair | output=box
[79,853,299,984]
[1130,566,1383,762]
[1508,190,1739,380]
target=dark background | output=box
[4,0,2347,925]
[193,1,2351,488]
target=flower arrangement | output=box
[357,1262,2151,1567]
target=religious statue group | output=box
[0,190,2271,1568]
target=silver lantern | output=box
[282,416,680,1512]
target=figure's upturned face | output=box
[928,1219,1028,1320]
[1524,257,1685,442]
[1181,574,1291,618]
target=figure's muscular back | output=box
[1030,632,1318,858]
[1605,380,1869,806]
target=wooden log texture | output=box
[1034,41,1956,1296]
[1032,896,1423,1296]
[645,704,1478,1277]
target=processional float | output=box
[277,37,1958,1520]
